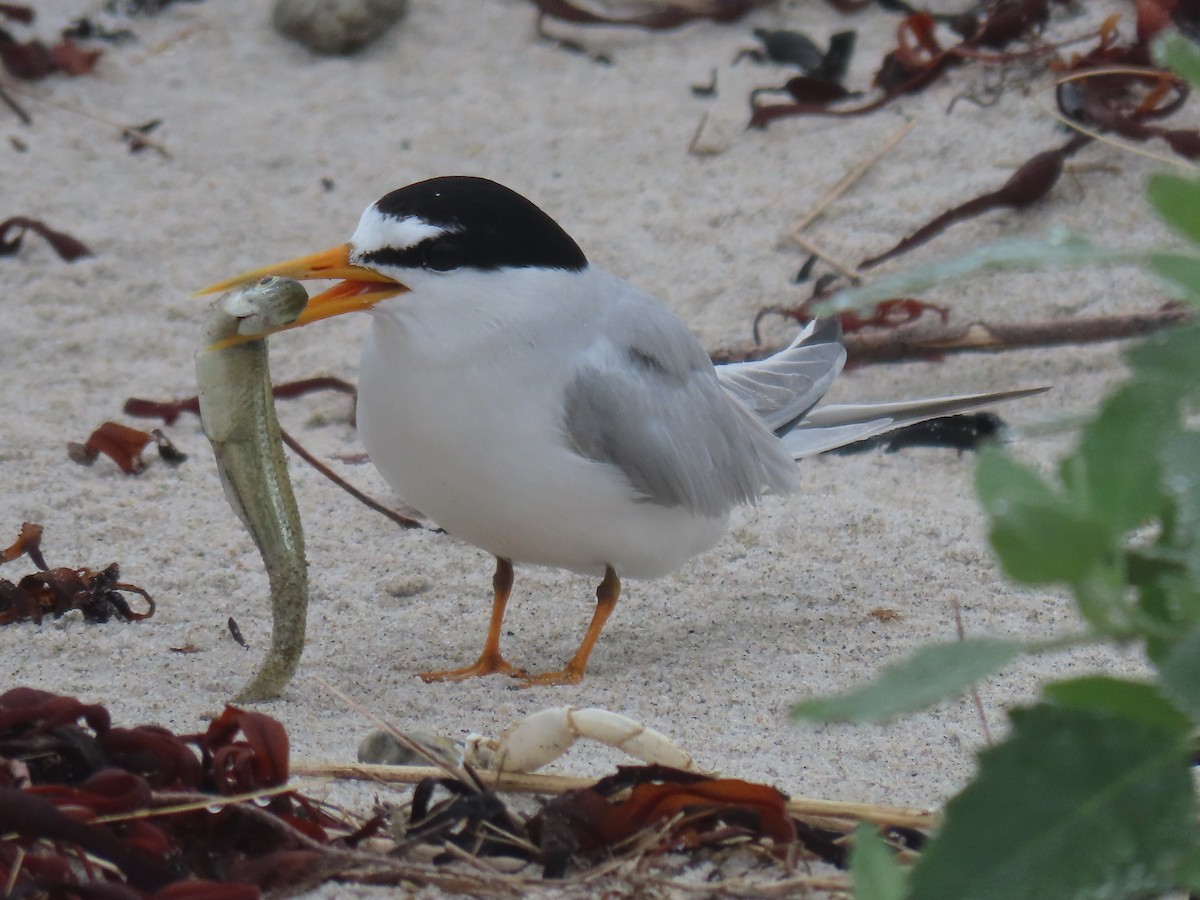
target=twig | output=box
[0,81,170,156]
[687,112,719,157]
[709,307,1191,365]
[791,232,861,283]
[289,761,938,830]
[278,428,425,531]
[952,597,993,745]
[1035,95,1197,172]
[792,119,918,235]
[0,81,31,125]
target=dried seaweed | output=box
[68,421,183,475]
[860,133,1091,269]
[750,0,1067,126]
[0,33,102,78]
[0,4,32,25]
[0,522,154,624]
[0,216,91,261]
[0,688,351,897]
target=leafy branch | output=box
[793,31,1200,900]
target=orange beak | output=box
[197,243,408,348]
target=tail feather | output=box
[714,319,1048,461]
[715,318,846,433]
[782,387,1050,459]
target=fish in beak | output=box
[198,243,408,348]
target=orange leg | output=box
[520,566,620,688]
[419,557,528,682]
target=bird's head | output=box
[198,176,588,348]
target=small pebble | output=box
[357,729,461,766]
[272,0,408,56]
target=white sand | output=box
[2,0,1174,894]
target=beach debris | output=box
[61,17,137,43]
[0,688,360,897]
[68,421,185,474]
[0,4,32,24]
[0,522,154,624]
[487,705,695,774]
[104,0,206,14]
[197,277,310,702]
[860,133,1091,269]
[272,0,409,55]
[359,706,696,774]
[228,615,248,647]
[0,7,106,78]
[0,216,91,261]
[731,305,1192,367]
[123,117,164,153]
[739,27,857,81]
[749,0,1062,126]
[531,0,763,29]
[0,32,102,78]
[530,765,797,877]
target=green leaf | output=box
[1156,625,1200,721]
[791,638,1026,723]
[1075,384,1171,531]
[850,823,907,900]
[1148,251,1200,303]
[1175,846,1200,892]
[976,449,1112,584]
[1126,322,1200,393]
[1043,676,1191,731]
[1147,172,1200,245]
[1154,31,1200,89]
[908,702,1196,900]
[1161,431,1200,552]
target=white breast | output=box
[356,267,728,579]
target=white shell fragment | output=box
[272,0,409,56]
[490,706,695,774]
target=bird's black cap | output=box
[362,176,588,273]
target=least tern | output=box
[202,176,1039,687]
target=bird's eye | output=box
[423,237,465,272]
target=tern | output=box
[202,176,1039,687]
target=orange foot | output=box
[419,652,528,683]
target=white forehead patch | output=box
[350,206,449,254]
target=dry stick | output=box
[785,119,918,283]
[791,232,861,282]
[708,307,1191,365]
[0,82,31,125]
[288,762,938,831]
[278,428,425,531]
[792,119,919,235]
[952,596,993,746]
[0,81,170,156]
[1036,95,1197,172]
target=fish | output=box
[196,276,310,701]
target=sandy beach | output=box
[2,0,1179,894]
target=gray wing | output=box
[563,300,799,518]
[715,317,846,434]
[782,387,1051,458]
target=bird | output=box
[201,175,1040,687]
